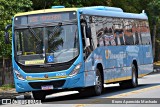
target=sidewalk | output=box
[0,88,31,99]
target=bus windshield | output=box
[14,23,79,65]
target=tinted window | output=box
[140,21,151,45]
[83,15,151,46]
[113,18,125,45]
[124,19,134,45]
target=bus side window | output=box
[139,32,142,45]
[123,19,134,45]
[80,18,92,59]
[80,19,86,48]
[113,18,124,46]
[119,29,125,45]
[132,21,139,45]
[85,25,91,39]
[141,21,151,45]
[124,30,134,45]
[135,31,139,45]
[146,22,151,45]
[136,22,142,45]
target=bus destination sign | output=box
[14,11,76,25]
[28,14,61,23]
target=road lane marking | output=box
[107,85,160,98]
[74,104,87,107]
[73,85,160,106]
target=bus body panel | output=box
[14,72,85,92]
[84,45,153,84]
[11,6,153,93]
[12,51,86,92]
[79,7,153,84]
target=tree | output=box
[30,0,112,10]
[0,0,32,85]
[31,0,53,10]
[0,0,32,58]
[147,0,160,61]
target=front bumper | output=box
[14,72,84,93]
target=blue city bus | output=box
[5,6,153,100]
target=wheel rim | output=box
[95,69,102,93]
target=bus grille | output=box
[28,80,66,89]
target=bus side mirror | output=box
[5,32,10,44]
[4,24,12,44]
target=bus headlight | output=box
[69,63,82,76]
[14,69,25,81]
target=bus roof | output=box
[15,6,148,20]
[78,6,148,20]
[14,8,78,17]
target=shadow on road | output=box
[43,82,160,103]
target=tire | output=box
[32,91,46,101]
[91,68,103,96]
[120,64,138,88]
[78,68,103,97]
[130,64,138,87]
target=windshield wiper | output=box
[42,19,77,26]
[28,27,41,42]
[61,20,77,26]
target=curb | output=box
[15,94,32,100]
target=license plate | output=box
[41,85,53,90]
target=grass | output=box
[0,84,15,90]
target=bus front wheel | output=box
[32,91,46,101]
[91,68,103,95]
[78,68,103,96]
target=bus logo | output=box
[44,74,48,78]
[105,50,110,59]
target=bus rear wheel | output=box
[120,64,138,88]
[130,64,138,87]
[32,91,46,101]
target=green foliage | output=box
[1,0,160,60]
[31,0,53,10]
[0,0,32,58]
[31,0,112,9]
[147,0,160,26]
[148,0,160,16]
[0,84,15,90]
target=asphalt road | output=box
[1,71,160,107]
